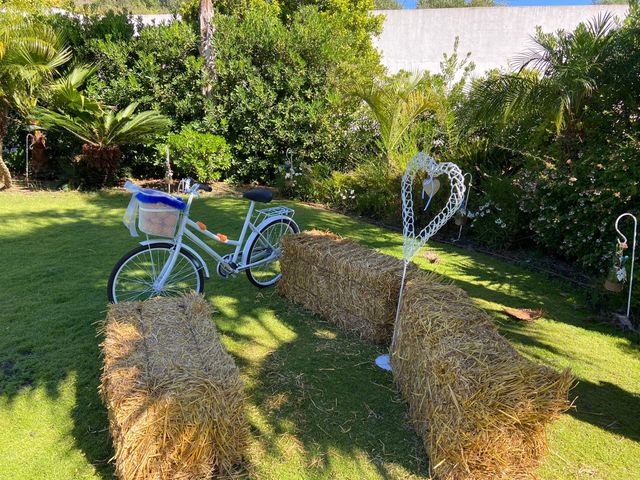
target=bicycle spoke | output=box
[168,258,194,280]
[118,289,155,302]
[112,246,201,303]
[129,255,155,280]
[166,270,199,286]
[118,276,153,287]
[247,219,296,286]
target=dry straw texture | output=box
[278,230,418,343]
[100,294,248,480]
[392,276,574,480]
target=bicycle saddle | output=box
[243,188,273,203]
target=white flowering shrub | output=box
[517,142,640,274]
[466,175,530,249]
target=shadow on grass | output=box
[0,205,123,478]
[0,192,428,479]
[212,294,429,478]
[570,379,640,442]
[1,192,639,479]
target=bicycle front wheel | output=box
[246,218,299,288]
[108,243,204,303]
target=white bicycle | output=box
[107,180,299,303]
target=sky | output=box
[400,0,595,6]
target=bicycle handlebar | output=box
[184,179,212,194]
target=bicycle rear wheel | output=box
[108,243,204,303]
[246,218,299,288]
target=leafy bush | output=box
[84,20,206,125]
[459,6,640,275]
[45,13,205,128]
[44,10,135,53]
[517,140,640,273]
[209,1,382,182]
[166,126,231,182]
[38,13,207,179]
[327,164,401,221]
[374,0,403,8]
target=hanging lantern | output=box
[604,241,628,293]
[604,266,625,292]
[454,207,468,226]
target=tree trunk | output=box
[0,107,12,189]
[83,144,122,188]
[30,129,49,176]
[200,0,216,94]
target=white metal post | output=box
[615,213,637,319]
[453,173,472,242]
[25,133,34,185]
[232,201,255,262]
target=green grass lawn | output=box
[0,190,638,480]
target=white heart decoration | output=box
[402,152,466,261]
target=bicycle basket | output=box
[123,182,186,238]
[138,202,182,237]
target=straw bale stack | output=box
[100,294,247,480]
[278,230,418,343]
[392,276,574,480]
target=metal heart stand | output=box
[376,153,466,371]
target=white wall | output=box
[372,5,629,75]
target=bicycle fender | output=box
[241,215,299,267]
[139,239,211,278]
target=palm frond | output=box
[36,102,171,149]
[471,12,623,136]
[357,73,441,167]
[108,109,172,145]
[35,108,99,146]
[0,16,72,113]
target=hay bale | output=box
[100,294,248,479]
[278,230,418,343]
[392,276,574,480]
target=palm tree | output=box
[0,16,72,188]
[358,73,445,172]
[466,14,618,141]
[36,101,171,186]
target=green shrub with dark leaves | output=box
[36,13,207,180]
[209,1,382,182]
[44,13,205,126]
[84,20,206,125]
[166,126,231,182]
[466,175,530,250]
[460,6,640,272]
[517,140,640,274]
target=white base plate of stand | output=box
[375,354,392,371]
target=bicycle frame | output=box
[145,190,288,291]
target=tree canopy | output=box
[417,0,497,8]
